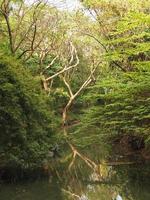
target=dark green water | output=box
[0,163,150,200]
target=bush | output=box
[0,54,55,169]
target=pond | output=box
[0,162,150,200]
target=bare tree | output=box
[41,40,100,124]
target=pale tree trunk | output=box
[62,97,74,125]
[40,41,99,127]
[41,42,79,93]
[61,62,99,126]
[39,41,101,172]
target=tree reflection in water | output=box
[58,156,150,200]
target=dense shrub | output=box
[0,54,55,169]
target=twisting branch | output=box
[41,42,79,92]
[45,42,79,82]
[62,62,100,125]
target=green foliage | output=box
[77,71,150,146]
[73,7,150,148]
[75,9,150,149]
[0,53,55,169]
[0,0,150,175]
[105,11,150,71]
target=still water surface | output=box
[0,163,150,200]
